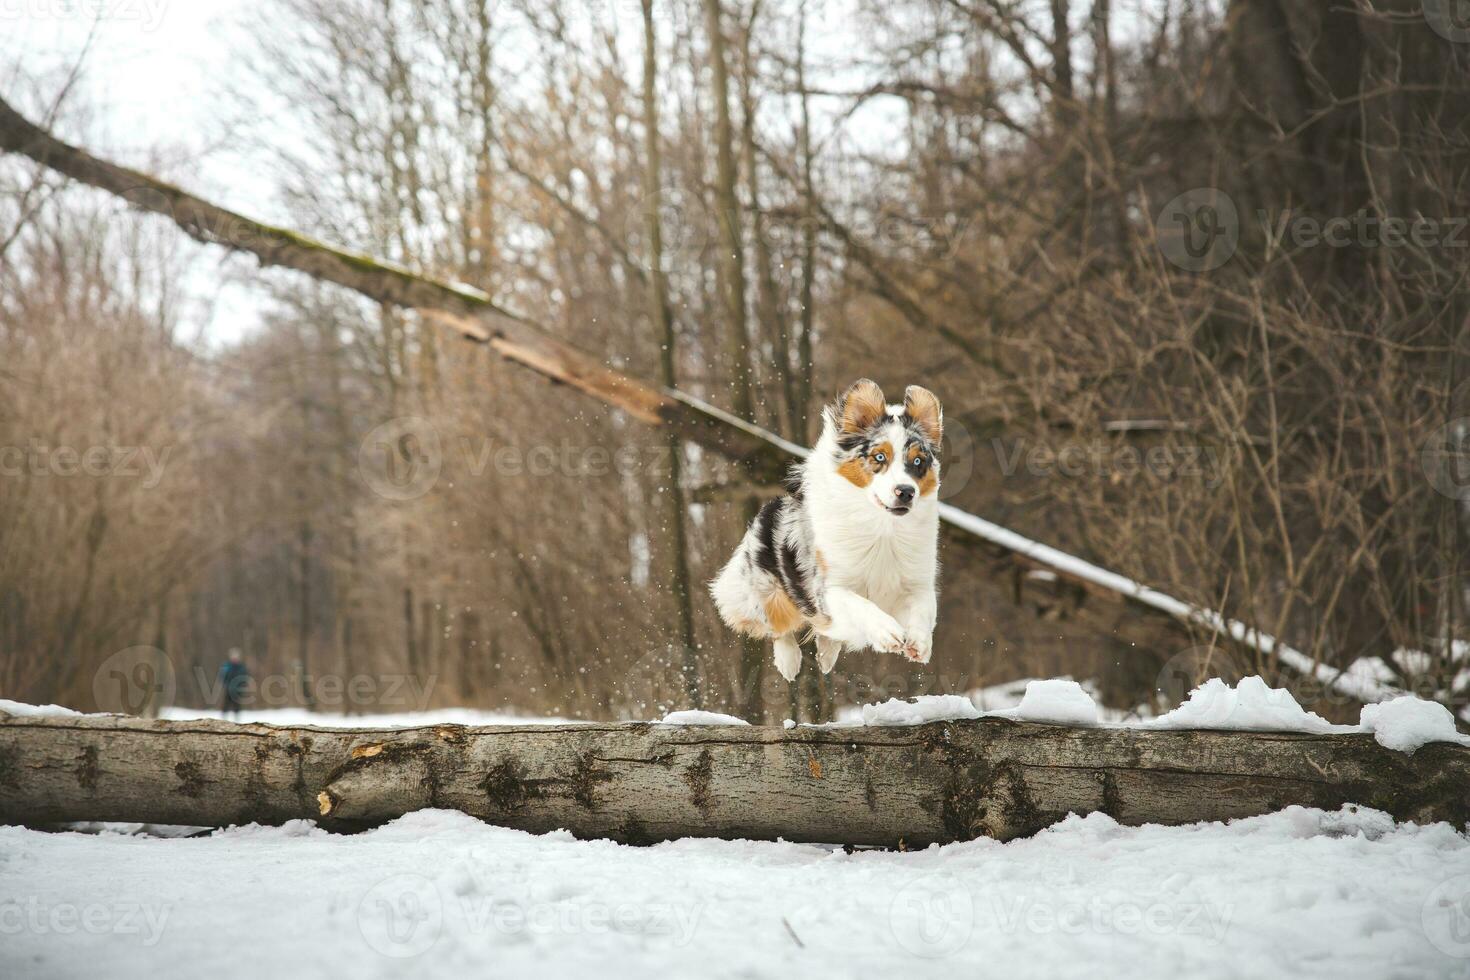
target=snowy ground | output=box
[5,680,1470,977]
[157,705,576,727]
[4,806,1470,979]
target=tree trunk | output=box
[738,0,794,440]
[297,518,313,698]
[1049,0,1073,106]
[2,711,1465,846]
[793,3,817,444]
[701,0,753,422]
[641,0,702,709]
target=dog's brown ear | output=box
[836,378,886,434]
[903,385,943,444]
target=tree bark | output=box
[3,711,1466,846]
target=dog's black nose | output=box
[894,485,915,504]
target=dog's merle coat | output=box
[710,379,943,679]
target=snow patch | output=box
[860,694,980,726]
[1010,678,1099,726]
[657,710,750,726]
[1359,696,1470,753]
[212,819,329,840]
[1145,676,1339,733]
[1143,678,1470,753]
[0,698,83,718]
[860,681,1100,728]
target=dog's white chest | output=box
[825,534,921,611]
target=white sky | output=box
[1,0,278,346]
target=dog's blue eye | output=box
[873,452,886,464]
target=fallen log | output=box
[2,712,1465,845]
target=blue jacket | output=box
[218,662,250,702]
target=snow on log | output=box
[1,712,1466,845]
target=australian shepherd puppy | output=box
[710,379,942,680]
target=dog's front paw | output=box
[905,631,933,664]
[866,613,910,658]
